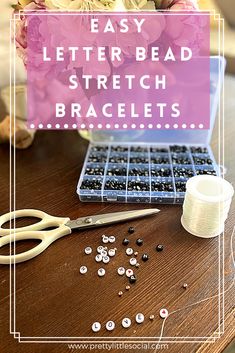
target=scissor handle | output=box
[0,209,70,237]
[0,225,72,264]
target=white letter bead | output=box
[126,248,134,256]
[106,321,115,331]
[84,246,92,255]
[125,269,134,278]
[117,267,125,276]
[109,236,116,243]
[97,246,104,253]
[122,318,131,328]
[79,266,88,274]
[102,235,109,244]
[130,257,137,266]
[98,268,106,277]
[135,313,145,324]
[95,254,102,262]
[101,250,108,257]
[102,255,110,264]
[159,308,168,319]
[108,249,116,257]
[92,322,101,332]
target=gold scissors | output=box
[0,208,160,264]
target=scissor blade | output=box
[68,209,160,230]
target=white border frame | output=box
[8,9,227,344]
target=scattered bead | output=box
[79,266,87,274]
[129,275,137,284]
[117,267,125,276]
[97,246,104,253]
[136,238,143,246]
[159,308,168,319]
[126,248,134,256]
[98,268,105,277]
[122,318,131,328]
[125,285,131,291]
[95,254,102,263]
[102,235,109,244]
[126,269,134,278]
[108,249,116,257]
[102,255,110,264]
[118,291,123,297]
[106,321,115,331]
[134,251,138,257]
[156,244,164,252]
[122,238,130,246]
[149,315,155,320]
[92,322,101,332]
[135,263,140,268]
[84,246,92,255]
[135,313,144,324]
[142,254,149,262]
[109,236,116,243]
[130,257,137,266]
[183,283,188,289]
[128,227,135,234]
[100,250,108,257]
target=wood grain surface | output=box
[0,77,234,353]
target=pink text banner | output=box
[25,11,210,130]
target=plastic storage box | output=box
[77,57,225,204]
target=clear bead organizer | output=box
[77,57,225,205]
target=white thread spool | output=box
[181,175,234,238]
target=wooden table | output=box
[0,78,234,353]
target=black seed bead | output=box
[107,167,127,176]
[85,167,104,176]
[142,253,149,262]
[109,154,128,163]
[175,181,187,192]
[90,145,108,152]
[170,145,188,153]
[104,179,126,190]
[171,154,191,165]
[130,156,149,164]
[129,275,137,284]
[193,156,213,165]
[129,167,149,177]
[151,167,171,177]
[136,238,143,246]
[156,244,164,252]
[122,238,130,246]
[80,178,102,190]
[131,146,148,153]
[128,180,150,192]
[151,156,169,164]
[88,153,107,163]
[111,146,128,152]
[196,168,216,176]
[190,146,208,154]
[128,227,135,234]
[151,147,168,153]
[151,181,174,192]
[173,167,194,178]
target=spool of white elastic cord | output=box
[181,175,234,238]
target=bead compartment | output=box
[77,143,219,204]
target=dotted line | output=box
[30,123,205,130]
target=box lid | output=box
[90,56,225,145]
